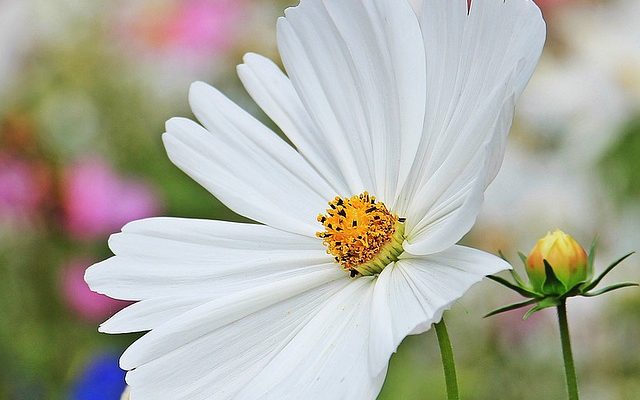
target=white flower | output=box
[85,0,545,399]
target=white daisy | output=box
[86,0,545,399]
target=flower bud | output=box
[526,230,588,294]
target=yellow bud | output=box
[526,230,588,293]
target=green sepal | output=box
[563,280,588,298]
[497,250,530,289]
[487,274,540,298]
[542,260,566,295]
[509,268,530,289]
[518,251,528,265]
[581,282,639,297]
[523,297,560,320]
[580,252,635,293]
[484,299,539,318]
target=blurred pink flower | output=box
[126,0,245,57]
[0,154,47,225]
[62,158,160,240]
[61,259,129,322]
[169,0,243,52]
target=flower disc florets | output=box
[317,192,404,277]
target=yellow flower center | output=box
[316,192,405,277]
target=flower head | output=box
[486,231,636,319]
[86,0,546,398]
[526,229,588,293]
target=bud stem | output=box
[435,318,460,400]
[557,301,579,400]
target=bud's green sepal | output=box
[485,232,637,319]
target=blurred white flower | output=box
[36,90,101,158]
[519,55,627,165]
[559,0,640,105]
[86,0,545,398]
[481,0,640,259]
[0,0,32,102]
[519,0,640,166]
[478,143,604,250]
[29,0,105,44]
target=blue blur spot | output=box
[70,353,126,400]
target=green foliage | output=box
[600,115,640,205]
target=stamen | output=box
[316,192,405,277]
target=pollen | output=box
[316,192,405,277]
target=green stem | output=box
[557,301,579,400]
[435,318,460,400]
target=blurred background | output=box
[0,0,637,399]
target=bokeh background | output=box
[0,0,638,399]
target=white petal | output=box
[99,296,207,334]
[403,201,483,256]
[235,277,386,400]
[85,218,334,302]
[163,82,337,236]
[237,53,350,196]
[399,0,545,249]
[119,217,321,250]
[412,0,545,186]
[124,277,350,400]
[368,245,509,376]
[188,81,336,202]
[277,0,427,202]
[482,93,518,186]
[402,130,488,255]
